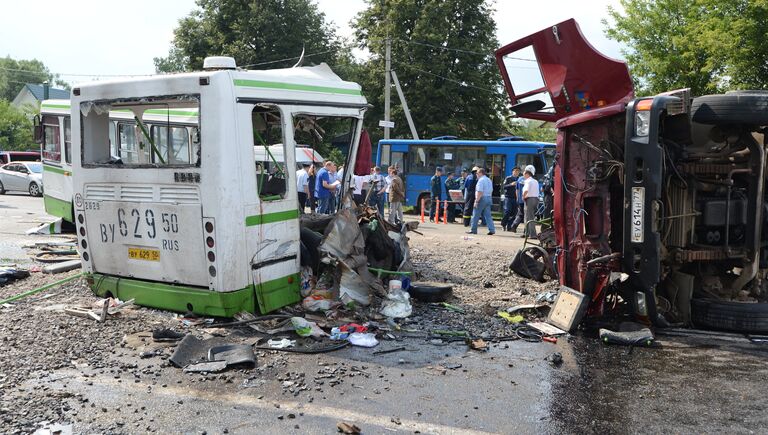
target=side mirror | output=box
[510,100,546,115]
[33,115,44,144]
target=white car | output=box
[0,162,44,196]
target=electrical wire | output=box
[391,60,500,94]
[239,49,337,68]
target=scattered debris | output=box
[42,260,81,274]
[337,421,361,434]
[267,338,296,349]
[528,321,567,336]
[348,332,379,347]
[498,312,524,324]
[0,267,30,286]
[546,352,563,366]
[152,328,186,342]
[547,286,588,332]
[468,338,488,351]
[600,325,655,347]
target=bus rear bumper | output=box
[86,273,256,317]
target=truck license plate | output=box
[128,247,160,261]
[631,187,645,243]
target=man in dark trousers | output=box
[463,166,479,227]
[501,166,520,231]
[444,171,461,223]
[429,167,443,222]
[510,167,526,232]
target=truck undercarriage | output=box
[497,19,768,333]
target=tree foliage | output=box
[0,100,33,151]
[502,118,557,143]
[605,0,768,96]
[0,56,67,102]
[352,0,505,140]
[154,0,345,72]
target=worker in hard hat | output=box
[521,164,540,238]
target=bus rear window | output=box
[80,95,200,167]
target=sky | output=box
[0,0,623,84]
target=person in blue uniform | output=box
[429,167,443,222]
[463,166,479,227]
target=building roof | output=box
[22,83,70,101]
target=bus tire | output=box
[29,182,42,197]
[415,193,430,215]
[691,93,768,125]
[0,180,5,194]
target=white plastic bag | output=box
[348,332,379,347]
[380,288,412,318]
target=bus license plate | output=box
[631,187,645,243]
[128,247,160,261]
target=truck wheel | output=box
[691,93,768,125]
[691,298,768,333]
[407,283,453,303]
[0,180,5,194]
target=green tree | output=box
[502,118,557,143]
[352,0,506,140]
[0,57,67,102]
[0,100,33,151]
[604,0,768,96]
[154,0,345,72]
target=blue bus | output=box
[375,137,555,211]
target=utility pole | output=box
[384,37,391,140]
[391,70,419,140]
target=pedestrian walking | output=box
[444,171,461,223]
[468,168,496,235]
[388,168,405,225]
[522,165,540,238]
[296,163,310,213]
[500,167,520,231]
[315,161,337,214]
[429,167,443,222]
[463,166,479,226]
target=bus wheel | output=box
[416,193,430,215]
[29,182,42,197]
[0,180,5,194]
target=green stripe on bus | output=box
[43,164,71,176]
[43,194,73,223]
[233,79,362,96]
[245,209,299,226]
[41,103,70,109]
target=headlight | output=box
[635,110,651,136]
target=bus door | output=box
[514,149,546,182]
[240,103,301,313]
[485,153,506,198]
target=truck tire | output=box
[691,93,768,125]
[407,283,453,303]
[691,298,768,333]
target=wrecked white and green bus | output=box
[71,57,366,316]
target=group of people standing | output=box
[428,164,540,238]
[500,165,540,238]
[296,161,406,226]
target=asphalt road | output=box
[2,195,768,434]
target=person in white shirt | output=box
[352,173,370,205]
[296,163,310,213]
[522,164,540,238]
[468,167,496,235]
[369,166,386,215]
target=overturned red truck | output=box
[497,19,768,333]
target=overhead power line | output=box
[370,37,537,63]
[392,60,500,94]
